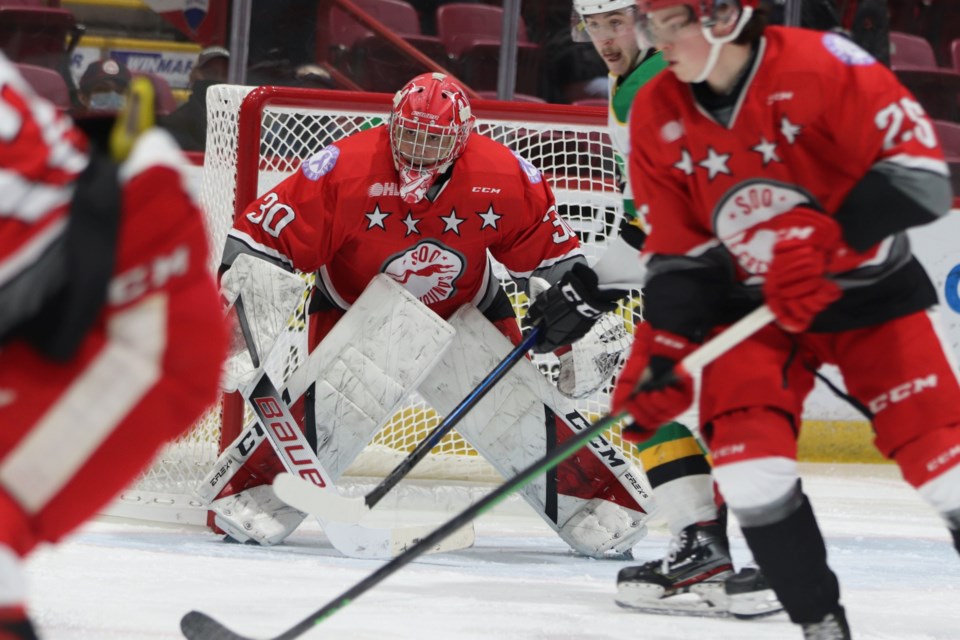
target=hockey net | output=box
[107,85,644,525]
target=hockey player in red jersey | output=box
[611,0,959,638]
[211,72,654,557]
[0,59,227,639]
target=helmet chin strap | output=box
[692,6,753,84]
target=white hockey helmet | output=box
[573,0,636,17]
[571,0,639,43]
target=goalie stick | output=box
[273,328,540,525]
[224,285,473,558]
[180,305,775,640]
[239,368,475,558]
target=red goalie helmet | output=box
[389,72,475,204]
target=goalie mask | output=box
[635,0,757,82]
[389,73,475,204]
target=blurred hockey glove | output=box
[762,209,843,333]
[612,323,695,444]
[527,262,625,354]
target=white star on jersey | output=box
[698,147,732,180]
[780,116,802,144]
[402,211,421,237]
[365,204,390,230]
[477,204,502,230]
[674,149,695,176]
[751,137,781,166]
[440,208,466,235]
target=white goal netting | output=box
[108,85,644,525]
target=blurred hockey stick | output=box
[180,305,775,640]
[273,328,540,524]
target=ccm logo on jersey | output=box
[108,244,189,306]
[472,186,501,193]
[927,444,960,473]
[867,374,938,414]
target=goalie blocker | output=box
[205,271,653,557]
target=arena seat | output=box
[133,71,178,116]
[890,31,938,69]
[933,119,960,200]
[0,6,78,68]
[435,3,540,95]
[14,61,69,110]
[327,0,448,93]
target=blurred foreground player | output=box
[0,56,227,638]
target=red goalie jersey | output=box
[629,26,951,336]
[223,125,584,321]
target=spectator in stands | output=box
[160,46,230,152]
[75,58,131,114]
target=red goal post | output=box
[105,84,644,526]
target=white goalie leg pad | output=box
[220,254,308,393]
[419,305,656,558]
[286,274,456,480]
[203,275,454,546]
[212,485,307,546]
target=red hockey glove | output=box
[612,323,695,444]
[762,209,843,333]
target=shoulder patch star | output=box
[673,149,695,176]
[401,211,421,237]
[780,116,802,144]
[751,137,781,166]
[477,204,502,230]
[440,207,466,235]
[698,146,732,180]
[365,204,390,230]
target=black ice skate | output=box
[615,520,734,617]
[724,565,784,619]
[801,607,851,640]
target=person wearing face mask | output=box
[76,59,131,114]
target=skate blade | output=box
[727,590,784,620]
[616,584,730,618]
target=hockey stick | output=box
[220,288,473,557]
[273,328,540,524]
[240,369,475,559]
[180,305,775,640]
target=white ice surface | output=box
[24,463,960,640]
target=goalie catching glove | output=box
[612,324,696,444]
[527,262,625,353]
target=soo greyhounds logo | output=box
[382,240,464,305]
